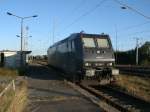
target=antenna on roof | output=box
[101,32,105,35]
[80,30,84,34]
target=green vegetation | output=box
[139,42,150,65]
[115,75,150,102]
[0,67,27,77]
[115,41,150,65]
[18,67,26,76]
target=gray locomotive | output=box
[47,32,117,83]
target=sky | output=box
[0,0,150,55]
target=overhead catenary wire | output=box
[113,0,150,20]
[59,0,87,25]
[51,0,87,41]
[55,0,149,51]
[59,0,150,37]
[112,0,150,44]
[117,23,150,36]
[60,0,107,34]
[118,29,150,37]
[71,0,87,13]
[118,21,150,33]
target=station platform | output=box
[24,63,103,112]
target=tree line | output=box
[115,41,150,66]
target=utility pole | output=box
[52,18,55,44]
[7,12,38,67]
[136,38,139,65]
[115,25,118,64]
[25,26,29,51]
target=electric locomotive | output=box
[47,32,117,83]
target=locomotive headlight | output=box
[85,62,91,66]
[107,63,112,66]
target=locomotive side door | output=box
[67,40,76,73]
[0,53,4,67]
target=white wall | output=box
[3,52,18,68]
[0,51,29,68]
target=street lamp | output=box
[16,35,32,38]
[113,0,150,65]
[113,0,150,20]
[7,12,38,67]
[121,6,127,10]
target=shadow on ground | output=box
[25,63,63,81]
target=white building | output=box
[0,50,31,68]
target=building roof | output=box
[0,50,32,54]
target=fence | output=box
[0,80,15,98]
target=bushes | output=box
[115,41,150,66]
[140,59,150,66]
[18,68,26,76]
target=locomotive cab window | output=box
[97,38,109,48]
[82,38,96,48]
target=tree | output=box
[115,41,150,66]
[139,42,150,65]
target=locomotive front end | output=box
[81,34,116,82]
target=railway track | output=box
[119,71,150,78]
[33,62,150,111]
[79,83,150,112]
[116,65,150,77]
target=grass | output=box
[0,88,15,112]
[0,67,27,77]
[0,80,27,112]
[0,67,28,112]
[0,67,27,112]
[7,81,27,112]
[115,74,150,102]
[0,86,3,92]
[0,68,18,77]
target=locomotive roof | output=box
[50,33,110,48]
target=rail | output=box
[65,80,120,112]
[85,84,150,112]
[115,65,150,77]
[35,62,150,111]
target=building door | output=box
[0,53,4,67]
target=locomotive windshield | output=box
[82,38,96,48]
[97,38,109,48]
